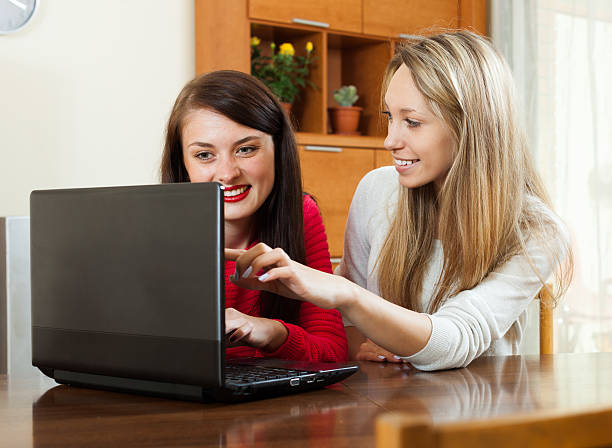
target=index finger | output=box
[225,248,247,261]
[228,243,274,277]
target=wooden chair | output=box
[376,406,612,448]
[538,284,554,355]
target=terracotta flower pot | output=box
[329,106,363,135]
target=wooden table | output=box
[2,353,611,447]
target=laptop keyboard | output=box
[224,364,313,386]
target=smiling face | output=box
[181,108,275,225]
[383,64,455,190]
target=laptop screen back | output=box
[30,183,225,387]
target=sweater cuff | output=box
[400,315,453,371]
[258,320,306,360]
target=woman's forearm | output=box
[337,282,432,357]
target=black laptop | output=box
[30,182,357,402]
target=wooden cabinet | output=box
[249,0,362,34]
[299,145,392,260]
[327,35,392,136]
[299,144,376,257]
[195,1,250,74]
[375,148,394,168]
[194,0,487,259]
[363,0,487,38]
[459,0,488,36]
[250,23,327,134]
[363,0,458,38]
[195,0,487,138]
[250,23,392,137]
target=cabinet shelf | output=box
[326,33,391,137]
[251,22,392,138]
[250,22,325,134]
[196,0,487,143]
[296,132,385,150]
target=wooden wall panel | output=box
[195,0,250,74]
[459,0,488,35]
[249,0,362,34]
[363,0,459,37]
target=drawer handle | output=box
[399,33,422,40]
[304,145,342,153]
[292,18,330,29]
[330,258,342,264]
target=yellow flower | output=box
[250,36,261,47]
[306,41,314,53]
[279,43,295,56]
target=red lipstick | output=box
[223,185,251,202]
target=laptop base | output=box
[50,369,209,402]
[39,362,358,403]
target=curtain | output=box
[490,0,612,353]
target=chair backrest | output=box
[538,284,554,355]
[376,406,612,448]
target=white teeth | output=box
[394,159,419,166]
[223,186,248,197]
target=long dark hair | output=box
[161,70,305,323]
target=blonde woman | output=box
[227,31,572,371]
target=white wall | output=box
[0,0,195,216]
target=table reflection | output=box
[21,353,612,448]
[346,355,538,422]
[32,383,371,448]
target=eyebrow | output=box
[188,135,261,149]
[382,106,426,119]
[382,101,420,114]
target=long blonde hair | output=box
[376,30,572,313]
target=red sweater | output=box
[225,195,348,362]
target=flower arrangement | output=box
[250,36,316,105]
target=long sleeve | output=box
[259,195,348,362]
[403,218,570,371]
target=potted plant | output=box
[250,37,316,114]
[329,85,362,135]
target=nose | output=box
[384,120,404,152]
[215,155,241,185]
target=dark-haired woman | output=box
[160,70,347,362]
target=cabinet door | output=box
[363,0,458,38]
[195,0,250,73]
[374,149,394,168]
[299,145,375,258]
[249,0,362,34]
[460,0,487,35]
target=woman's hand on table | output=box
[355,338,405,363]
